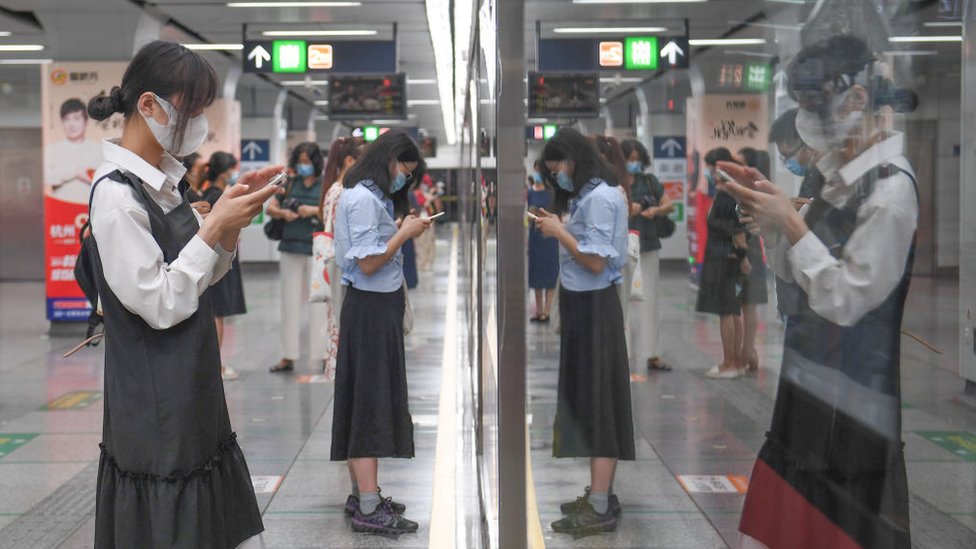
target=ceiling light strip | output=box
[688,38,766,46]
[572,0,706,4]
[0,58,52,64]
[228,2,361,7]
[183,43,244,51]
[553,27,668,34]
[889,35,961,43]
[0,45,45,52]
[262,30,377,37]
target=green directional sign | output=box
[625,37,659,71]
[744,63,772,92]
[670,202,685,222]
[273,40,307,73]
[918,431,976,461]
[0,433,38,458]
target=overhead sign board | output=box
[243,39,397,74]
[539,35,690,72]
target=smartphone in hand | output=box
[267,171,289,188]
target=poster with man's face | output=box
[41,62,126,321]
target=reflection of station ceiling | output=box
[0,0,965,141]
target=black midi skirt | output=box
[553,285,636,460]
[331,286,415,460]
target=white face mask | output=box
[142,93,209,157]
[795,87,864,152]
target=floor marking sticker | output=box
[677,474,749,494]
[0,433,39,458]
[917,431,976,461]
[251,475,283,494]
[40,391,102,410]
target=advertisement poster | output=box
[685,94,768,282]
[41,62,126,321]
[42,63,244,321]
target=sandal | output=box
[647,357,672,371]
[539,314,551,323]
[530,314,544,323]
[269,359,294,373]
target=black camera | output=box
[638,195,657,210]
[281,197,301,212]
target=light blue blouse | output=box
[334,180,403,293]
[559,179,629,292]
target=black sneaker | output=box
[559,488,621,516]
[351,498,419,535]
[345,494,406,516]
[551,500,618,536]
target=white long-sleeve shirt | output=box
[90,139,234,330]
[766,132,917,327]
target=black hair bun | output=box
[87,86,124,121]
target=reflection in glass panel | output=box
[519,1,971,548]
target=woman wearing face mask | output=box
[733,147,770,372]
[85,41,279,548]
[527,160,559,322]
[268,142,328,374]
[318,136,366,379]
[696,147,749,379]
[201,151,247,381]
[721,35,917,549]
[622,138,674,372]
[331,129,430,534]
[534,129,634,536]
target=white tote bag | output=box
[628,231,644,301]
[309,231,334,303]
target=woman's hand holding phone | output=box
[534,208,564,239]
[238,165,288,194]
[400,214,431,239]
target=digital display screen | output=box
[328,73,406,120]
[527,72,600,119]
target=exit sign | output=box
[625,37,658,70]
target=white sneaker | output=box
[705,365,743,379]
[221,366,239,381]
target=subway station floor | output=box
[1,228,975,548]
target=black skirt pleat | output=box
[553,285,636,460]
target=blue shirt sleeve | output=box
[343,191,388,261]
[576,192,620,260]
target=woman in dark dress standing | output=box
[85,40,279,548]
[527,161,559,321]
[696,147,750,379]
[202,151,248,381]
[331,129,431,534]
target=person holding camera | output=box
[622,139,674,372]
[267,142,328,373]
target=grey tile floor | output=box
[0,231,975,548]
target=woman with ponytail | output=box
[86,40,280,548]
